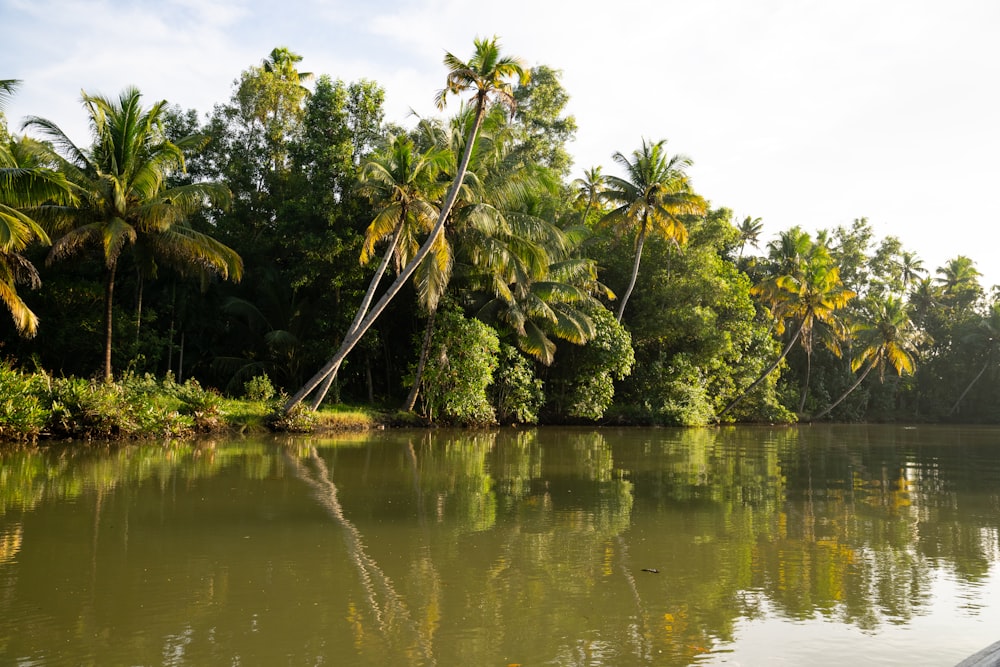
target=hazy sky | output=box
[4,0,999,287]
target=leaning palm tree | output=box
[810,295,920,420]
[948,300,1000,416]
[601,138,706,322]
[24,86,241,380]
[309,134,450,409]
[718,250,855,419]
[285,35,529,413]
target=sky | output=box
[3,0,1000,288]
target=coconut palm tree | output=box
[572,166,604,226]
[718,247,855,419]
[810,295,920,420]
[23,86,241,380]
[285,36,528,413]
[0,80,74,336]
[309,134,450,409]
[601,138,706,322]
[736,215,763,261]
[948,300,1000,416]
[896,251,926,293]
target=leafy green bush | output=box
[491,345,544,424]
[416,307,500,426]
[0,362,48,440]
[266,402,318,432]
[243,374,275,402]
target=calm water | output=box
[1,425,999,666]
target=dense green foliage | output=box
[3,39,1000,436]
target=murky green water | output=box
[1,425,999,666]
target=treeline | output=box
[2,40,998,427]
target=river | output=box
[1,425,998,665]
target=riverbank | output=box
[0,363,393,444]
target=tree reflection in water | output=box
[0,426,998,665]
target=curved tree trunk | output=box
[717,318,806,420]
[285,101,488,414]
[103,263,117,381]
[615,219,648,323]
[949,356,992,416]
[809,359,876,421]
[402,308,438,412]
[309,223,406,411]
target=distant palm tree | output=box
[736,215,763,260]
[896,251,925,292]
[572,166,604,225]
[948,301,1000,416]
[24,87,241,379]
[811,296,920,420]
[285,36,529,413]
[601,138,706,322]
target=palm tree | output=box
[572,166,604,225]
[896,251,925,293]
[810,296,920,420]
[0,80,74,336]
[309,134,450,409]
[736,215,763,261]
[601,138,706,322]
[24,87,241,380]
[285,36,528,413]
[948,301,1000,416]
[718,247,855,419]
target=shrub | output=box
[243,374,275,402]
[416,306,499,426]
[491,345,544,424]
[0,362,48,440]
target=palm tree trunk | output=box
[809,359,876,421]
[798,348,812,414]
[285,100,489,414]
[717,318,805,419]
[402,308,438,412]
[615,220,647,322]
[103,263,117,381]
[309,222,407,410]
[949,356,992,416]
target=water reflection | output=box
[0,426,998,665]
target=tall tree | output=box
[310,133,449,409]
[285,36,528,412]
[24,87,241,380]
[572,166,604,226]
[600,138,706,322]
[736,215,763,261]
[811,295,920,420]
[0,80,74,336]
[718,236,854,419]
[948,300,1000,416]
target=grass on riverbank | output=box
[0,363,383,443]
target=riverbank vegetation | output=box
[3,38,1000,440]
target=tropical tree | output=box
[810,295,920,420]
[572,166,604,226]
[309,133,449,409]
[718,239,855,419]
[285,35,529,413]
[601,138,707,322]
[0,80,74,336]
[24,87,241,380]
[948,300,1000,416]
[897,251,926,293]
[736,215,763,260]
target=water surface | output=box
[1,425,998,665]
